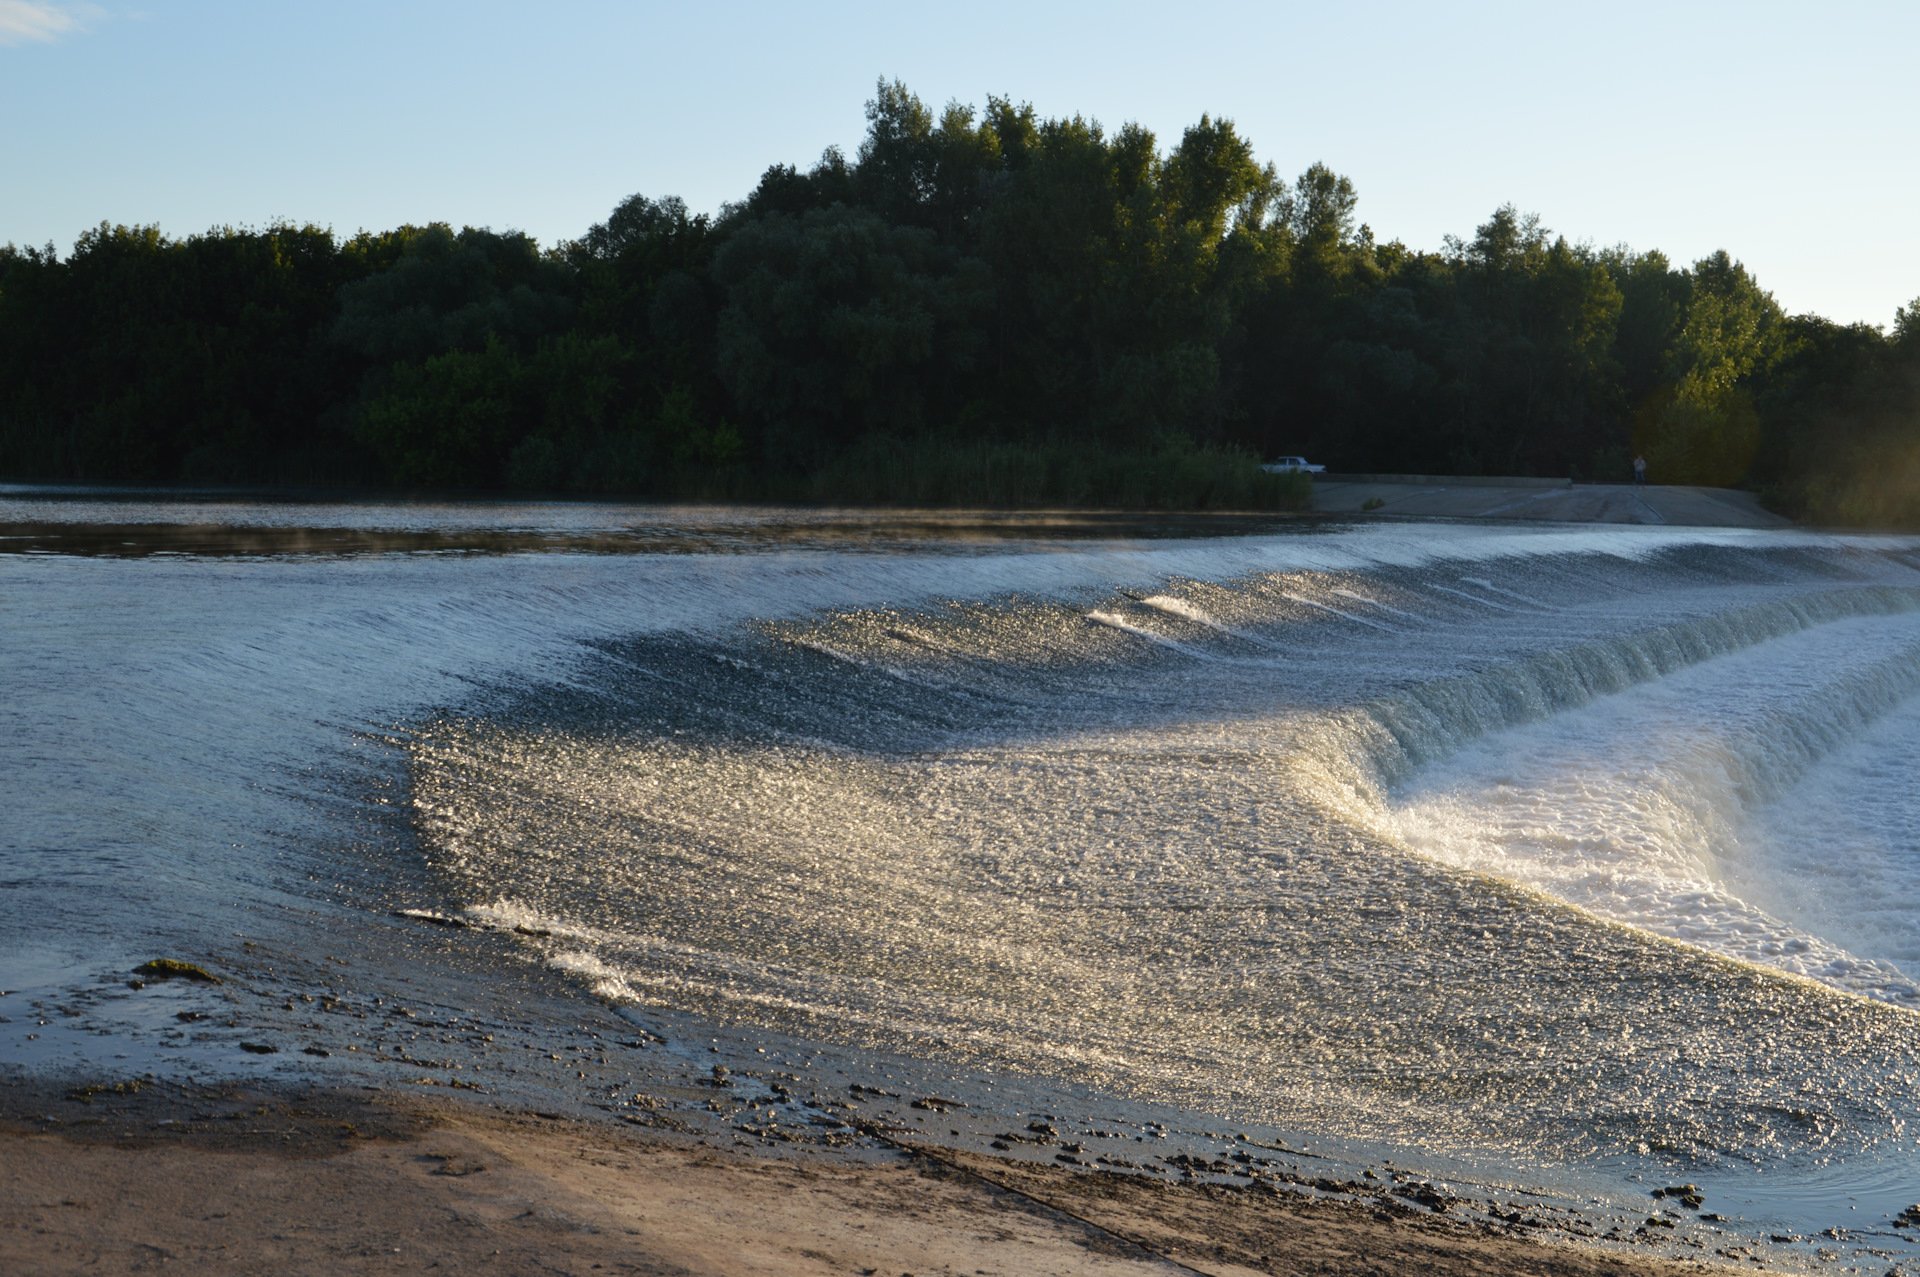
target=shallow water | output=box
[8,490,1920,1258]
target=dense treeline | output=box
[4,80,1919,520]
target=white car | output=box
[1260,455,1326,474]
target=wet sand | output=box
[0,919,1760,1277]
[0,1080,1732,1277]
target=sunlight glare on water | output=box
[10,494,1920,1194]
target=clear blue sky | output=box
[4,0,1915,327]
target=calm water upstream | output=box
[7,488,1920,1260]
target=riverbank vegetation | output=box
[3,80,1917,520]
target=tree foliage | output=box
[2,80,1916,519]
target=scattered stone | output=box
[133,959,220,985]
[1652,1183,1706,1210]
[1395,1181,1453,1213]
[239,1041,278,1054]
[1895,1204,1920,1229]
[910,1096,964,1113]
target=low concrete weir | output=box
[7,490,1920,1267]
[1312,474,1791,527]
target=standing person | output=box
[1633,455,1647,486]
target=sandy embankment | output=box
[0,1080,1732,1277]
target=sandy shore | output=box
[0,1077,1738,1276]
[0,845,1796,1276]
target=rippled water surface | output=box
[9,490,1920,1246]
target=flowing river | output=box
[7,488,1920,1262]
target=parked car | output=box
[1260,455,1326,474]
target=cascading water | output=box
[11,496,1920,1247]
[402,529,1920,1173]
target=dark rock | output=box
[238,1041,278,1054]
[134,959,220,985]
[910,1096,963,1113]
[1652,1183,1706,1209]
[1395,1182,1453,1213]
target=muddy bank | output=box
[0,1077,1736,1277]
[1312,477,1791,528]
[0,922,1776,1276]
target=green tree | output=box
[713,204,989,467]
[333,223,574,364]
[1637,250,1782,485]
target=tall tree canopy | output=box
[2,78,1916,521]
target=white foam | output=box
[1086,609,1217,659]
[1370,615,1920,1001]
[1279,591,1402,632]
[1429,583,1521,611]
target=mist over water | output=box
[10,496,1920,1200]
